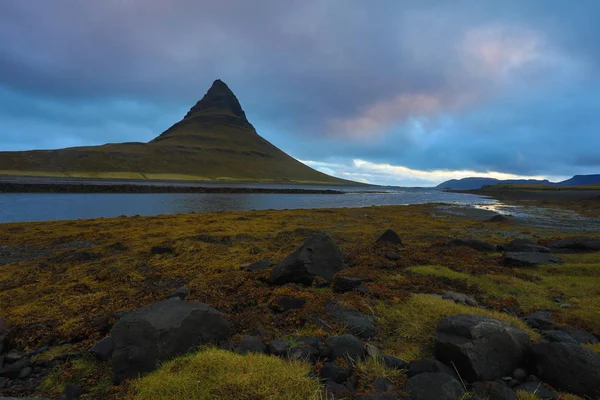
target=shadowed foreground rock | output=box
[502,252,563,267]
[548,236,600,252]
[110,298,230,383]
[405,372,464,400]
[269,232,345,285]
[532,341,600,398]
[375,229,402,246]
[435,314,530,382]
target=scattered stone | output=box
[441,291,478,307]
[542,330,578,344]
[502,252,563,267]
[60,385,84,400]
[487,214,510,223]
[269,232,345,285]
[407,359,455,378]
[268,339,290,357]
[238,335,267,354]
[19,366,32,379]
[324,380,353,398]
[375,229,402,246]
[373,377,395,393]
[354,395,400,400]
[523,311,557,330]
[471,381,516,400]
[447,238,497,252]
[502,239,550,253]
[90,336,115,361]
[110,298,230,383]
[289,336,323,362]
[4,351,26,364]
[269,295,306,312]
[547,237,600,253]
[364,343,381,361]
[512,368,527,381]
[514,382,557,400]
[320,361,353,383]
[405,372,465,400]
[166,287,190,300]
[0,358,31,379]
[240,260,272,272]
[531,341,600,398]
[324,334,365,362]
[384,251,399,261]
[558,326,599,344]
[332,276,367,293]
[382,355,408,370]
[435,314,530,382]
[150,246,174,255]
[323,301,376,339]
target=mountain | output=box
[436,177,550,190]
[555,174,600,186]
[0,80,353,185]
[437,174,600,190]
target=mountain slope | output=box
[555,174,600,186]
[0,80,353,185]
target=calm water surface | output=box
[0,186,496,223]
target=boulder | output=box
[441,291,478,307]
[502,252,563,268]
[514,382,557,400]
[384,251,399,261]
[447,238,496,252]
[376,229,402,246]
[0,358,31,379]
[558,326,599,344]
[323,380,353,398]
[324,334,365,362]
[90,336,115,361]
[268,339,290,357]
[405,372,465,400]
[471,381,516,400]
[382,355,408,370]
[531,341,600,398]
[435,314,530,382]
[238,335,267,354]
[289,336,323,361]
[547,237,600,252]
[110,298,230,383]
[523,311,556,330]
[323,302,376,339]
[407,359,455,378]
[354,395,400,400]
[542,330,578,344]
[502,239,550,253]
[269,232,345,285]
[373,377,395,393]
[166,287,190,300]
[269,295,306,312]
[332,276,368,293]
[320,361,353,383]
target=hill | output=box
[436,177,550,190]
[555,174,600,186]
[0,80,354,185]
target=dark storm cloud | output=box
[1,0,599,183]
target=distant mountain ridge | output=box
[0,80,354,185]
[437,175,600,190]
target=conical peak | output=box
[184,79,247,120]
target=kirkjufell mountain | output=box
[0,80,351,184]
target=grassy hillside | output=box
[0,80,354,185]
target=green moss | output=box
[375,294,539,360]
[132,348,323,400]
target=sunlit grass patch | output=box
[375,294,538,360]
[132,347,323,400]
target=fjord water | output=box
[0,185,495,223]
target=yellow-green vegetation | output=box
[132,347,322,400]
[516,391,584,400]
[0,203,599,398]
[375,294,539,360]
[32,343,75,362]
[40,355,112,396]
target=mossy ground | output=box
[0,203,598,398]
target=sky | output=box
[1,1,599,186]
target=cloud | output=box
[1,0,599,184]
